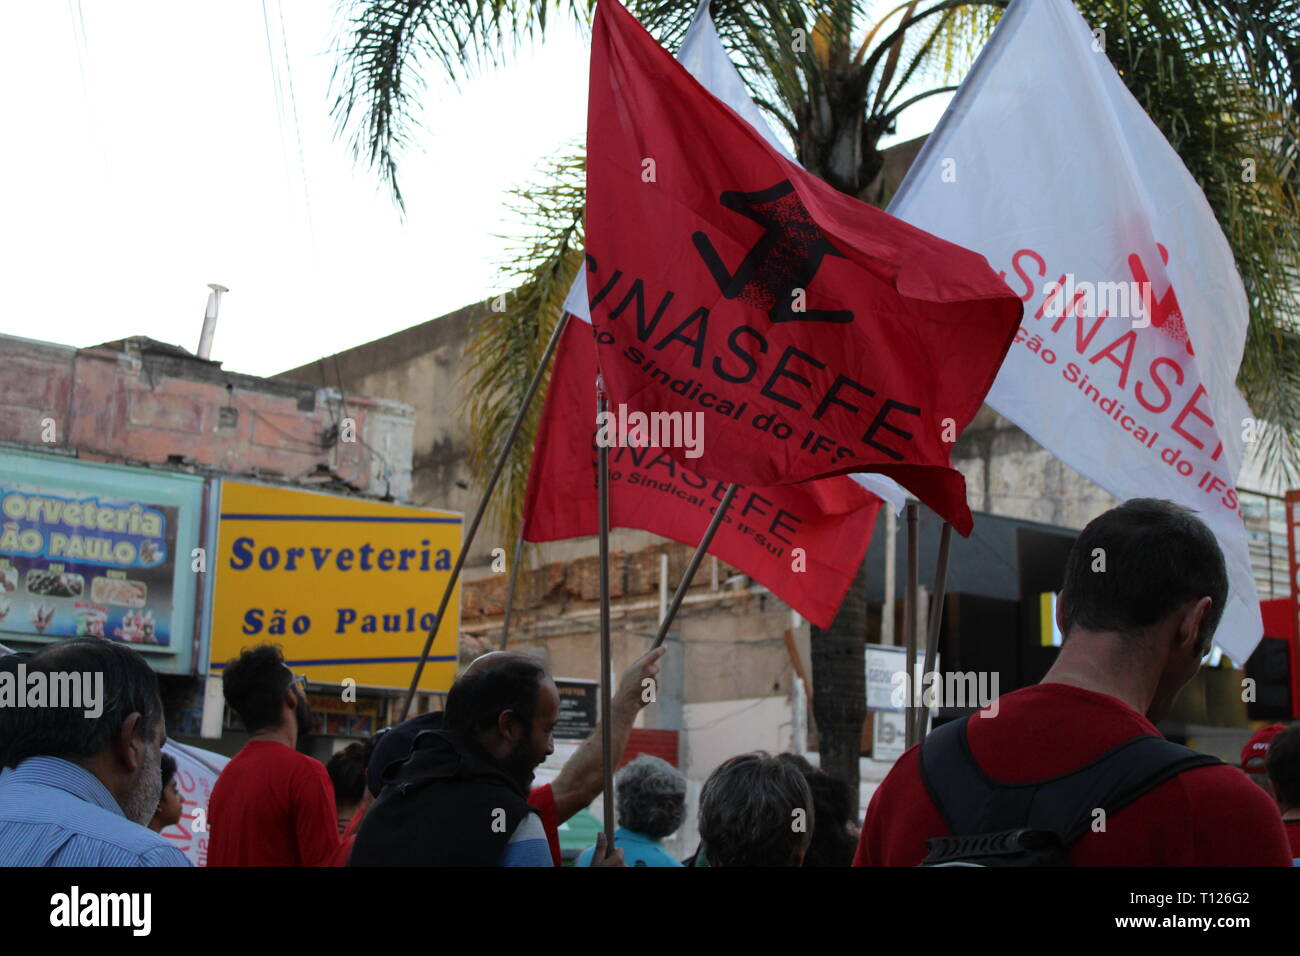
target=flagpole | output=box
[498,528,526,650]
[650,483,739,650]
[882,508,897,645]
[596,382,616,851]
[913,521,953,744]
[903,502,919,749]
[400,309,572,721]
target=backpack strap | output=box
[919,715,1221,848]
[1028,735,1220,845]
[918,716,993,836]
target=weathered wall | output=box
[278,304,488,555]
[461,539,810,708]
[0,333,414,500]
[952,405,1118,530]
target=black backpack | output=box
[917,715,1220,866]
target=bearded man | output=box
[0,638,190,866]
[208,643,340,866]
[351,652,568,866]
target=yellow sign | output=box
[210,481,461,692]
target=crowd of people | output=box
[1,498,1299,867]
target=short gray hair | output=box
[699,752,813,867]
[616,754,686,838]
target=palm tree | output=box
[332,0,1300,813]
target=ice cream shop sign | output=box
[1,491,166,567]
[209,481,463,693]
[0,449,205,675]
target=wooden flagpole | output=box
[913,521,953,743]
[596,382,616,850]
[649,483,740,650]
[903,502,920,749]
[400,309,572,721]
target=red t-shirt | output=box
[854,683,1292,867]
[1284,820,1300,861]
[528,783,561,867]
[330,797,368,867]
[208,740,342,867]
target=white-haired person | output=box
[578,754,686,867]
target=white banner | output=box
[888,0,1261,663]
[159,738,228,867]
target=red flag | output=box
[524,320,881,629]
[585,0,1022,535]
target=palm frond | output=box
[1083,0,1300,482]
[460,148,586,545]
[329,0,592,211]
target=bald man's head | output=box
[445,652,557,790]
[462,650,522,677]
[444,653,549,735]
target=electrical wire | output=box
[679,672,792,732]
[326,353,401,489]
[275,0,319,258]
[66,0,107,185]
[260,0,294,220]
[226,391,328,452]
[314,359,342,428]
[67,0,90,99]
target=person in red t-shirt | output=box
[209,645,341,867]
[855,498,1292,867]
[1264,724,1300,862]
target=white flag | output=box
[888,0,1261,662]
[564,0,908,514]
[159,738,229,867]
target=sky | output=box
[0,1,951,379]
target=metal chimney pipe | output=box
[197,283,228,359]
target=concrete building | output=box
[0,330,419,744]
[0,332,414,500]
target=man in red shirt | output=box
[855,498,1292,867]
[208,645,341,866]
[1264,724,1300,862]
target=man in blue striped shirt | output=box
[0,639,190,867]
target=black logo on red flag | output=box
[692,180,853,325]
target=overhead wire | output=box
[226,390,329,452]
[260,0,295,222]
[327,353,402,492]
[67,0,90,96]
[275,0,320,259]
[66,0,108,184]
